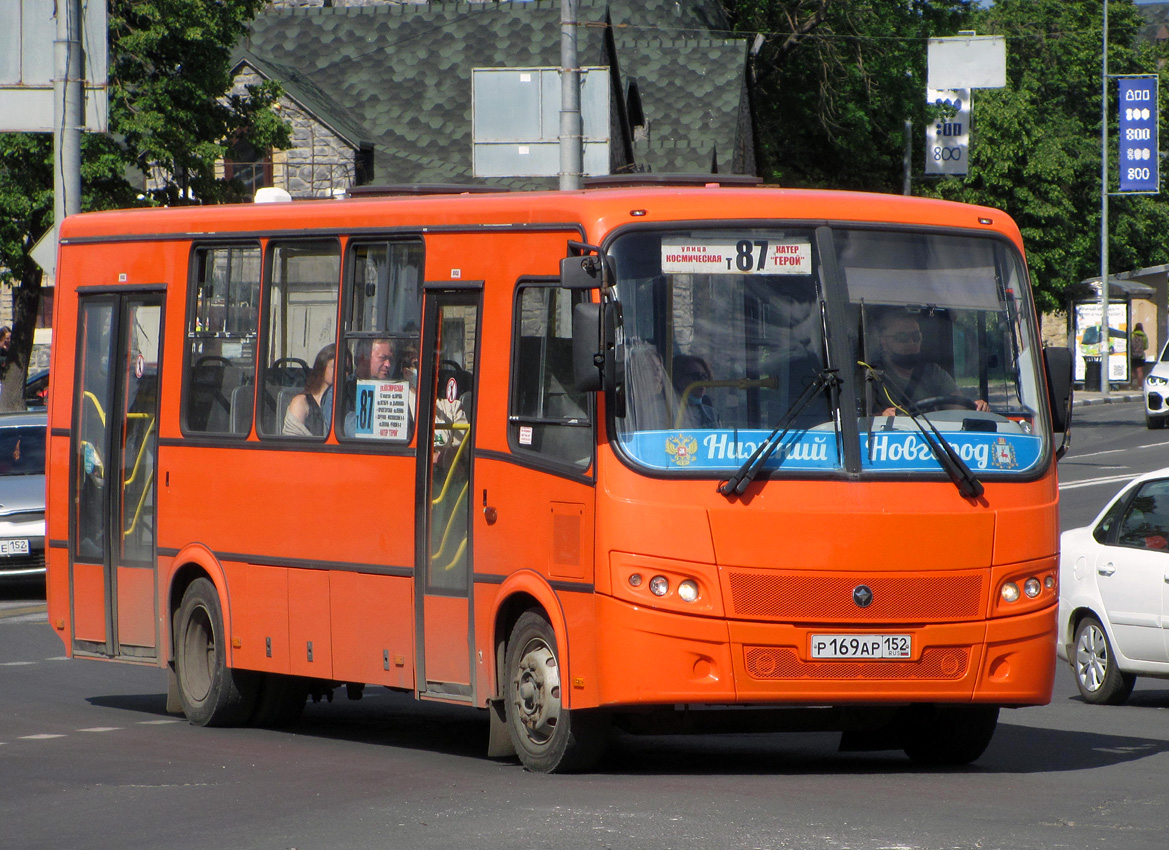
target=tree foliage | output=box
[725,0,1169,313]
[0,0,289,409]
[921,0,1169,312]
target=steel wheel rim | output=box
[512,637,561,746]
[1075,623,1108,693]
[182,606,215,702]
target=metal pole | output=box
[54,0,84,228]
[1100,0,1110,394]
[902,120,912,195]
[560,0,582,191]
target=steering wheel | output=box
[913,394,977,412]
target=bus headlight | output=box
[1001,582,1020,603]
[1023,577,1042,598]
[649,576,670,597]
[677,580,699,603]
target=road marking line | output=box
[138,719,183,725]
[0,661,36,667]
[20,734,66,740]
[78,727,123,733]
[1059,473,1138,491]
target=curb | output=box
[1072,392,1143,408]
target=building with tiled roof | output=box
[226,0,754,196]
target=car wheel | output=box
[1073,615,1135,705]
[1145,413,1166,430]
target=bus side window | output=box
[338,240,423,441]
[258,240,341,438]
[510,284,592,469]
[184,245,261,436]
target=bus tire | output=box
[504,610,609,773]
[250,674,308,728]
[1073,615,1135,705]
[901,704,999,765]
[173,578,257,727]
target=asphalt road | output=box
[2,401,1166,850]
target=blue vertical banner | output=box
[1118,76,1159,193]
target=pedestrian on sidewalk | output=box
[1131,323,1149,389]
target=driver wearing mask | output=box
[871,311,989,416]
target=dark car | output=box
[0,410,47,581]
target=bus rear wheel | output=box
[901,704,999,765]
[504,611,609,773]
[173,577,257,727]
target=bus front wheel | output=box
[901,704,999,765]
[173,577,257,727]
[503,611,609,773]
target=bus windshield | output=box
[608,226,1048,478]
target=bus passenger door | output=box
[71,292,164,661]
[415,287,480,702]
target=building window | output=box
[225,139,272,197]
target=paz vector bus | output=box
[45,179,1072,772]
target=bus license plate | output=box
[0,539,30,556]
[810,634,911,660]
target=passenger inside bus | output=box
[282,344,336,437]
[342,337,416,437]
[672,354,720,428]
[868,309,989,416]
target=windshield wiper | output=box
[863,366,984,499]
[718,369,840,498]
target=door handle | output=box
[1097,563,1116,577]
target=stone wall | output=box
[229,66,359,199]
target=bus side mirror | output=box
[572,301,620,394]
[560,254,608,290]
[1044,345,1073,433]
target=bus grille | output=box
[744,646,970,680]
[727,571,984,623]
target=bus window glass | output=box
[339,241,423,441]
[184,245,260,435]
[608,229,837,474]
[510,285,592,469]
[839,229,1048,475]
[259,240,341,438]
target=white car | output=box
[1058,468,1169,704]
[1143,339,1169,429]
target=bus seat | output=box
[275,385,301,431]
[229,382,254,435]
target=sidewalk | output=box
[1072,389,1143,408]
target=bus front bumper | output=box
[589,594,1056,709]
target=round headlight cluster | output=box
[627,573,701,604]
[1001,573,1055,604]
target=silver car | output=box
[0,411,47,581]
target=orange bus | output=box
[45,180,1073,772]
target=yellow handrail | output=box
[123,469,155,538]
[430,422,470,507]
[84,391,106,426]
[122,417,156,487]
[429,481,469,566]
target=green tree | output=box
[725,0,975,191]
[0,0,289,410]
[916,0,1167,312]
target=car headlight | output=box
[1147,375,1168,387]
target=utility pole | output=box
[560,0,582,191]
[54,0,84,228]
[1099,0,1110,394]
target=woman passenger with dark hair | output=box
[283,344,336,437]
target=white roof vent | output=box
[254,187,293,204]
